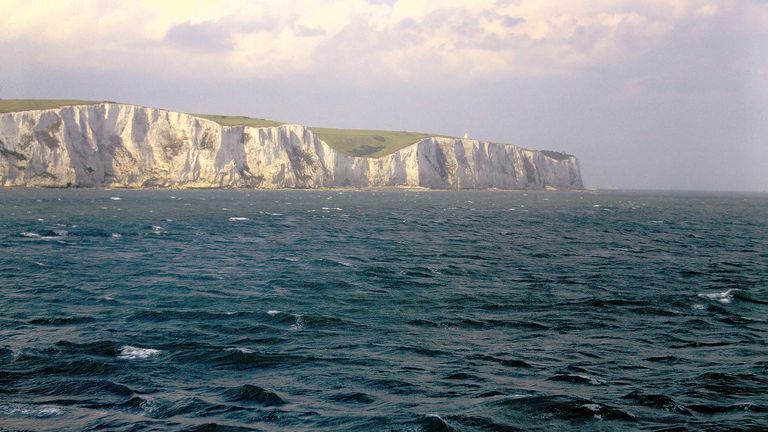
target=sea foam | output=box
[118,345,161,360]
[20,230,68,240]
[225,347,254,354]
[698,289,735,304]
[0,404,63,417]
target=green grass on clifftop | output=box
[0,99,100,113]
[193,114,284,128]
[194,113,433,157]
[309,127,431,157]
[540,150,575,160]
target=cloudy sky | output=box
[1,0,766,190]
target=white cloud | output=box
[0,0,762,82]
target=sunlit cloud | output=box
[1,0,762,83]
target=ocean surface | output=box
[0,189,766,432]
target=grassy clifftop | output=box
[309,127,431,157]
[0,99,101,113]
[193,113,433,157]
[192,114,284,128]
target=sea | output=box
[0,189,766,431]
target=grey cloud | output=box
[501,16,525,28]
[317,17,420,62]
[164,21,233,52]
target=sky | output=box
[1,0,766,191]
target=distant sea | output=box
[1,189,766,431]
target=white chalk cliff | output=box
[0,103,583,189]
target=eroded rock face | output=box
[0,103,583,189]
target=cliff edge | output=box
[0,103,583,189]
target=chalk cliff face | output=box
[0,103,583,189]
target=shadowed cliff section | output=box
[0,101,583,189]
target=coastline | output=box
[0,185,590,192]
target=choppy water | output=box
[1,189,766,431]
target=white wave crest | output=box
[698,289,735,304]
[582,403,602,412]
[0,404,63,417]
[228,217,250,221]
[576,374,606,385]
[291,314,305,331]
[225,347,254,354]
[118,345,161,360]
[20,230,68,240]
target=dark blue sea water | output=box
[0,189,766,431]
